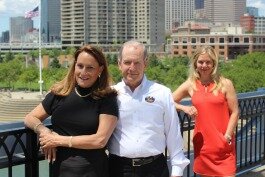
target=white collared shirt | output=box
[108,75,190,176]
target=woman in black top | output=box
[24,45,119,177]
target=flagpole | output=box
[38,1,43,96]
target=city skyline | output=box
[0,0,265,35]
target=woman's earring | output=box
[98,74,101,78]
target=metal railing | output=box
[0,94,265,177]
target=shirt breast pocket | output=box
[138,102,164,125]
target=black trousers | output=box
[109,154,169,177]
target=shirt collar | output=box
[121,75,147,93]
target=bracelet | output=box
[33,122,43,133]
[225,134,232,141]
[68,136,73,148]
[225,134,232,145]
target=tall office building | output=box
[246,7,259,17]
[195,0,204,9]
[61,0,165,48]
[41,0,61,43]
[1,31,9,43]
[165,0,194,32]
[204,0,246,24]
[254,17,265,34]
[10,17,33,43]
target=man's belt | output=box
[109,153,163,166]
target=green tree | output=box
[108,64,121,84]
[19,65,38,90]
[0,59,23,88]
[4,51,14,62]
[148,54,160,67]
[50,58,61,68]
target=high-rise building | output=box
[61,0,165,48]
[10,17,33,43]
[195,0,204,9]
[246,7,259,17]
[254,17,265,34]
[240,14,255,33]
[1,31,9,43]
[204,0,246,24]
[41,0,61,43]
[165,0,194,32]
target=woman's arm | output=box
[24,103,56,162]
[223,78,239,142]
[39,114,118,149]
[172,80,198,117]
[24,103,51,134]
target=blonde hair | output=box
[188,45,223,93]
[50,45,117,98]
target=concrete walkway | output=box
[237,164,265,177]
[1,91,45,100]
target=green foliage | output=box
[0,50,265,93]
[65,47,77,56]
[220,52,265,92]
[19,65,38,90]
[0,59,23,88]
[4,52,14,62]
[106,53,118,65]
[108,64,122,84]
[49,58,61,68]
[50,49,61,59]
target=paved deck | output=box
[237,164,265,177]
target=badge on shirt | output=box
[145,96,155,103]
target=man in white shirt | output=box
[108,40,190,177]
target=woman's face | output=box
[196,53,214,77]
[74,51,103,88]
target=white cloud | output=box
[0,1,7,13]
[0,0,39,33]
[0,0,38,17]
[247,0,265,16]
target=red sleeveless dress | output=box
[191,80,236,176]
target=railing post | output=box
[25,129,39,177]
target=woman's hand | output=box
[39,131,60,148]
[183,105,198,119]
[41,147,57,163]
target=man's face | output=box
[118,45,147,90]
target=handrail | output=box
[0,94,265,177]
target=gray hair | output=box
[118,40,148,61]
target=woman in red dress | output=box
[173,46,239,177]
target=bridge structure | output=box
[0,91,265,177]
[0,43,62,54]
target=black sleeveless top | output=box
[42,87,118,177]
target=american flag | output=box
[25,6,39,19]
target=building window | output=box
[210,38,215,43]
[219,38,224,43]
[191,38,196,43]
[228,37,232,42]
[234,37,239,43]
[219,51,224,55]
[219,46,224,49]
[182,38,187,43]
[183,45,187,49]
[200,38,205,43]
[244,37,249,43]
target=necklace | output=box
[74,87,92,97]
[201,80,212,87]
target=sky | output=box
[0,0,265,34]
